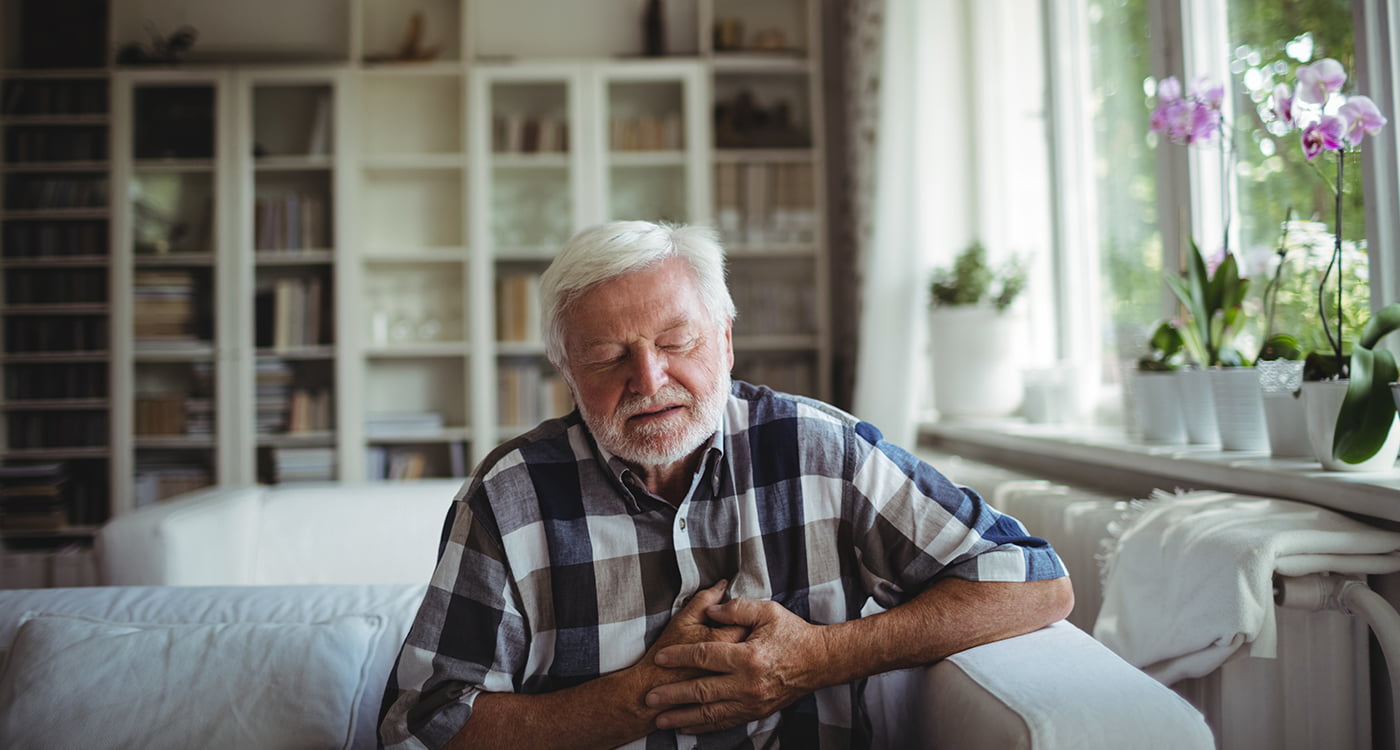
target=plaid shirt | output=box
[380,381,1066,749]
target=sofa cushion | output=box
[0,611,385,750]
[0,583,427,750]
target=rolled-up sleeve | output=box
[846,420,1066,609]
[380,490,527,749]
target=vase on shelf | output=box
[927,305,1025,419]
[1256,359,1311,458]
[1130,370,1187,444]
[1302,380,1400,472]
[1176,368,1219,446]
[1209,367,1269,452]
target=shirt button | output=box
[679,518,687,531]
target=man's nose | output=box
[628,347,668,396]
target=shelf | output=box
[490,152,571,168]
[257,431,337,448]
[132,159,216,172]
[1,351,108,363]
[255,346,336,360]
[132,252,215,267]
[365,342,470,358]
[1,303,107,314]
[1,255,109,267]
[1,208,107,220]
[134,435,216,449]
[918,420,1400,525]
[2,160,109,172]
[711,55,813,74]
[360,154,468,170]
[3,446,109,459]
[254,155,335,171]
[254,250,336,265]
[1,398,109,410]
[367,427,472,443]
[0,113,109,126]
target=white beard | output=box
[580,370,731,468]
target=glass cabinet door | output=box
[597,61,708,226]
[244,72,343,485]
[117,73,226,512]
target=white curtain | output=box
[851,0,974,446]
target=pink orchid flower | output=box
[1300,115,1346,160]
[1339,95,1388,146]
[1271,83,1295,128]
[1187,100,1220,143]
[1192,76,1225,109]
[1156,76,1183,103]
[1295,58,1346,105]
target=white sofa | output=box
[0,481,1214,749]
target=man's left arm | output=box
[645,575,1073,734]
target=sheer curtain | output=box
[850,0,974,446]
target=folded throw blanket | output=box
[1093,490,1400,685]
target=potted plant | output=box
[1147,75,1263,448]
[1262,56,1397,470]
[926,241,1027,418]
[1163,241,1256,447]
[1131,320,1188,443]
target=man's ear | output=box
[722,319,735,370]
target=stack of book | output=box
[133,270,197,341]
[133,463,211,508]
[255,360,293,434]
[495,272,541,342]
[492,115,569,153]
[713,162,818,245]
[364,411,444,439]
[0,462,69,532]
[272,447,335,483]
[255,275,324,349]
[254,192,328,250]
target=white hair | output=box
[540,220,736,370]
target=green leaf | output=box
[1359,303,1400,350]
[1332,302,1400,464]
[1333,347,1399,463]
[1257,333,1303,362]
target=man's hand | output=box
[644,597,827,734]
[635,580,749,687]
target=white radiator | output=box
[991,479,1373,750]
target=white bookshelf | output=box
[2,0,831,519]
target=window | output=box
[1044,0,1398,421]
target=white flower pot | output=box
[1257,360,1310,458]
[1175,368,1219,446]
[1302,380,1400,472]
[928,305,1025,418]
[1209,368,1269,452]
[1130,370,1186,444]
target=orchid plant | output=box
[1150,76,1233,258]
[1148,75,1250,368]
[1265,57,1395,464]
[1265,58,1387,368]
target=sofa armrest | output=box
[96,486,263,585]
[868,621,1214,749]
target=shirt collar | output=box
[589,423,727,508]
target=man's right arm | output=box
[442,579,742,750]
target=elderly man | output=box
[380,220,1073,749]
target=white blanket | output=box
[1093,490,1400,685]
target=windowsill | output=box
[917,419,1400,526]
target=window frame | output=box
[1040,0,1400,417]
